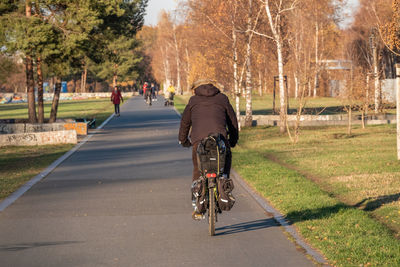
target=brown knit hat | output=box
[190,79,224,91]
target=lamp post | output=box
[369,28,380,114]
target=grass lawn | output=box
[0,145,74,200]
[233,145,400,266]
[0,98,117,126]
[239,125,400,236]
[175,94,400,266]
[235,125,400,266]
[0,98,121,201]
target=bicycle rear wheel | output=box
[208,187,216,236]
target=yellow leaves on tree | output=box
[381,0,400,52]
[188,52,216,86]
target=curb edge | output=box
[231,169,328,265]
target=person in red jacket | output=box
[111,86,123,117]
[143,82,152,105]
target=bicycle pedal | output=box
[192,211,205,221]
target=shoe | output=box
[192,211,205,221]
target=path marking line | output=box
[0,111,116,212]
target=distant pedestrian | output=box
[143,82,149,100]
[143,82,152,105]
[111,86,123,117]
[165,84,175,106]
[151,83,157,101]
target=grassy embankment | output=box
[0,98,116,125]
[0,98,118,201]
[176,94,400,266]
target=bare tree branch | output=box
[205,14,232,41]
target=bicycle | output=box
[205,173,219,236]
[145,93,152,106]
[194,134,234,236]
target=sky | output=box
[341,0,360,28]
[144,0,178,26]
[143,0,360,27]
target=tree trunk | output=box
[80,71,84,93]
[50,77,55,93]
[113,73,117,88]
[83,65,87,92]
[265,0,286,133]
[73,77,77,93]
[348,105,352,136]
[49,78,62,123]
[348,65,354,135]
[26,55,37,123]
[185,43,191,93]
[37,57,44,123]
[277,40,287,133]
[244,0,253,127]
[113,63,118,88]
[232,21,241,131]
[361,109,365,129]
[365,74,370,116]
[294,72,299,99]
[313,72,318,97]
[26,1,37,123]
[161,47,171,95]
[258,70,262,96]
[373,46,380,113]
[173,27,181,95]
[313,22,319,98]
[396,64,400,159]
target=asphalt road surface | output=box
[0,96,315,266]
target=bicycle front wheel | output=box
[208,187,216,236]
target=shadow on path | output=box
[0,241,84,252]
[215,218,277,236]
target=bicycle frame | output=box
[207,176,218,236]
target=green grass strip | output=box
[0,145,74,200]
[233,147,400,266]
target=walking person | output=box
[142,82,148,100]
[151,83,157,101]
[143,82,152,106]
[111,86,124,117]
[178,80,239,219]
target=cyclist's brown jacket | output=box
[178,84,239,147]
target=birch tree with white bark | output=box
[253,0,298,133]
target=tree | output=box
[1,0,148,123]
[259,0,298,133]
[95,0,147,87]
[0,55,17,84]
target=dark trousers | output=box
[191,141,232,181]
[114,104,120,114]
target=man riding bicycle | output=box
[178,80,239,220]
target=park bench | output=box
[75,118,96,129]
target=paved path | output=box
[0,97,314,266]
